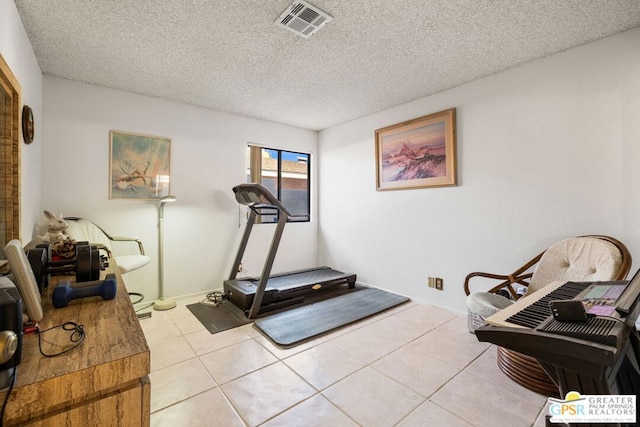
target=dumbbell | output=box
[27,246,48,293]
[27,242,105,291]
[52,273,117,308]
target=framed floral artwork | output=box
[109,131,171,199]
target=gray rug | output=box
[254,287,409,346]
[186,301,252,334]
[187,284,366,334]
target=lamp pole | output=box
[154,195,176,310]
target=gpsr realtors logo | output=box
[548,391,636,424]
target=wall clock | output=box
[22,105,34,145]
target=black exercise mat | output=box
[188,284,366,335]
[254,287,409,346]
[187,301,252,334]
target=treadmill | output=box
[224,183,356,318]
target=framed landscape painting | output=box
[109,131,171,199]
[375,108,456,191]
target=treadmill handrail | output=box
[234,183,308,220]
[250,203,278,214]
[233,183,288,213]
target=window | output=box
[247,145,310,223]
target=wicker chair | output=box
[464,235,632,397]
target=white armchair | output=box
[63,217,150,275]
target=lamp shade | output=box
[159,195,176,205]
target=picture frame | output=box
[109,130,171,199]
[375,108,456,191]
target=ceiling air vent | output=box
[274,1,333,39]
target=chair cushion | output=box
[64,219,114,251]
[115,255,151,274]
[527,237,623,295]
[467,292,514,318]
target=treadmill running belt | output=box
[254,287,409,346]
[259,268,353,290]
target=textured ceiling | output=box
[14,0,640,130]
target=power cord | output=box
[129,292,154,317]
[1,322,86,425]
[135,303,154,313]
[0,367,16,427]
[596,315,637,329]
[592,314,640,340]
[200,291,228,306]
[128,292,144,305]
[37,322,86,357]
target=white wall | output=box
[0,1,44,240]
[42,77,319,300]
[318,28,640,314]
[6,0,640,315]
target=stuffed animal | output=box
[40,210,69,243]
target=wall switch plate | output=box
[435,278,443,290]
[428,277,435,287]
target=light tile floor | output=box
[139,294,553,427]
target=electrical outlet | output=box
[238,262,243,273]
[435,277,443,290]
[428,277,435,288]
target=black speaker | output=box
[0,285,23,377]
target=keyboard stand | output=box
[476,318,640,427]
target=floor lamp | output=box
[154,195,177,311]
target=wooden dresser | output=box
[0,266,150,426]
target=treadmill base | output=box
[224,266,356,313]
